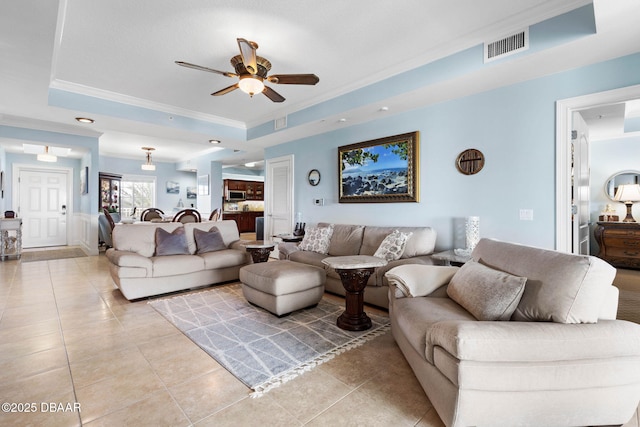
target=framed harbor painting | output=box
[338,131,419,203]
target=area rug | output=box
[20,247,87,262]
[149,283,390,396]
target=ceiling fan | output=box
[176,38,319,103]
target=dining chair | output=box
[140,207,164,221]
[208,208,220,221]
[173,208,202,223]
[102,208,116,230]
[99,208,117,248]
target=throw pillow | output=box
[194,227,227,254]
[155,227,189,256]
[298,225,334,254]
[374,230,413,261]
[447,260,527,321]
[386,264,460,298]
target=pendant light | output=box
[141,147,156,171]
[37,146,57,162]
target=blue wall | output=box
[99,155,196,213]
[266,52,640,251]
[5,152,84,215]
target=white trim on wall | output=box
[556,83,640,252]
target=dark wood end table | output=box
[322,255,388,331]
[277,234,304,243]
[245,240,276,263]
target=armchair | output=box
[386,238,640,427]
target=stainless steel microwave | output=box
[227,190,246,201]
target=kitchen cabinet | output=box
[223,180,264,201]
[99,172,122,213]
[246,182,264,200]
[226,180,246,191]
[222,211,264,233]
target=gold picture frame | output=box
[338,131,419,203]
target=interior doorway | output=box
[264,155,294,257]
[13,164,72,248]
[556,84,640,253]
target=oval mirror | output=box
[308,169,320,186]
[604,170,640,201]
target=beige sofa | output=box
[106,220,251,300]
[386,238,640,427]
[278,223,437,308]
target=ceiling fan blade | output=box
[175,61,237,78]
[211,83,239,96]
[263,86,285,103]
[237,38,258,75]
[267,74,319,85]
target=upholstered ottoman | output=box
[239,260,326,316]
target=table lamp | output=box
[613,184,640,222]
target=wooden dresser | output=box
[594,221,640,270]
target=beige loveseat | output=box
[106,220,250,300]
[278,223,437,308]
[386,238,640,427]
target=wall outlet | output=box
[313,198,324,206]
[519,209,534,221]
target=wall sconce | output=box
[141,147,156,171]
[613,184,640,222]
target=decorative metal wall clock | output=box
[456,149,485,175]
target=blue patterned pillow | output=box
[194,227,227,254]
[155,227,189,256]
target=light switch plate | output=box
[519,209,534,220]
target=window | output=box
[120,175,156,218]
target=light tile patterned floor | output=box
[0,254,638,426]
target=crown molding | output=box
[49,79,247,130]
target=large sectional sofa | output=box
[386,238,640,427]
[106,220,251,300]
[278,222,437,308]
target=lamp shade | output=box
[238,76,264,96]
[613,184,640,203]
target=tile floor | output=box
[0,253,638,426]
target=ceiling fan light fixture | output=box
[238,76,264,96]
[37,146,57,162]
[141,147,156,171]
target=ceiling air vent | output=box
[484,28,529,63]
[274,115,287,130]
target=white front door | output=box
[265,155,294,251]
[572,112,590,255]
[19,168,68,248]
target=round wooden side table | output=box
[245,240,276,263]
[321,255,387,331]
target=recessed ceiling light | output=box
[379,106,389,112]
[244,162,256,168]
[75,117,94,124]
[209,139,221,144]
[339,118,347,123]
